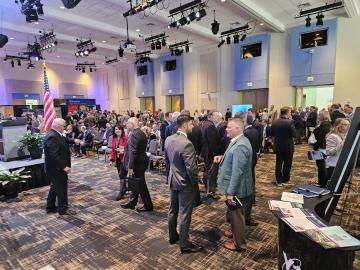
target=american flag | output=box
[43,65,56,132]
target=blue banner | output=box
[65,99,96,106]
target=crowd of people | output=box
[39,102,355,253]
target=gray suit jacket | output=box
[217,134,253,199]
[165,132,199,191]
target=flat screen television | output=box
[241,42,262,59]
[299,29,328,49]
[164,59,177,72]
[232,104,253,117]
[137,65,148,76]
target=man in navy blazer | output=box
[214,118,253,252]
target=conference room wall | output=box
[0,61,99,106]
[334,16,360,107]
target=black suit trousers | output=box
[275,152,294,183]
[46,170,68,212]
[128,169,153,209]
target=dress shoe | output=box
[136,206,153,213]
[180,244,203,254]
[46,208,57,214]
[246,220,259,227]
[282,182,292,186]
[169,235,179,245]
[121,203,135,209]
[275,183,283,187]
[206,193,220,200]
[223,242,246,252]
[194,201,202,207]
[115,193,125,201]
[223,230,233,239]
[58,209,77,215]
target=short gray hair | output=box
[51,118,66,130]
[172,111,181,121]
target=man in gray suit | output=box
[214,118,253,252]
[165,115,203,254]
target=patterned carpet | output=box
[0,145,359,270]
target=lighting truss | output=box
[217,24,250,48]
[75,62,97,73]
[105,57,119,65]
[135,50,152,64]
[23,39,43,61]
[39,30,58,52]
[15,0,44,23]
[169,40,191,55]
[75,38,97,57]
[295,1,344,18]
[145,33,168,50]
[123,0,168,17]
[3,54,31,68]
[168,0,207,29]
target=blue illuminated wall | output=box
[290,18,337,86]
[234,33,270,91]
[160,54,184,96]
[134,62,155,97]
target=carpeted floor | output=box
[0,145,359,270]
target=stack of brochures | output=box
[293,184,331,198]
[304,226,360,249]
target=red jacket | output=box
[110,135,128,163]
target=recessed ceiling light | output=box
[9,37,15,40]
[136,29,140,32]
[102,40,107,43]
[57,56,60,58]
[34,22,39,25]
[60,6,65,9]
[221,0,226,2]
[259,23,264,26]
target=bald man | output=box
[44,118,76,215]
[121,117,153,212]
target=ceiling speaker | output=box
[0,34,8,48]
[61,0,82,9]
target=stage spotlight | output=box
[185,44,189,53]
[169,21,177,28]
[316,13,324,26]
[118,46,124,57]
[188,11,197,22]
[211,17,220,35]
[233,34,239,44]
[84,49,89,56]
[80,51,84,57]
[82,67,85,73]
[170,49,174,56]
[25,8,38,23]
[151,42,155,50]
[11,60,14,68]
[162,37,166,47]
[226,36,231,45]
[90,67,93,72]
[195,10,200,19]
[218,39,225,48]
[179,16,188,26]
[305,16,311,27]
[240,34,247,42]
[36,3,44,15]
[17,59,21,66]
[197,9,206,21]
[156,40,161,50]
[75,52,80,57]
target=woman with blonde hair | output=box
[313,110,332,187]
[326,118,350,181]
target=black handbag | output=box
[127,176,141,193]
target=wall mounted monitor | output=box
[232,104,253,117]
[137,65,148,76]
[164,59,177,72]
[299,29,328,49]
[241,42,262,59]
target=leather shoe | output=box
[58,209,77,215]
[223,230,233,239]
[121,203,135,209]
[180,244,203,254]
[223,242,246,252]
[136,206,153,212]
[46,208,57,214]
[169,235,179,245]
[246,220,259,227]
[115,192,125,201]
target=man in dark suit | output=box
[165,115,203,253]
[330,104,346,124]
[74,125,93,157]
[225,108,232,122]
[271,107,296,186]
[121,117,153,212]
[45,118,76,215]
[160,112,172,151]
[201,111,222,197]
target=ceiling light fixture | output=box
[75,38,97,57]
[168,0,208,29]
[305,15,311,27]
[211,10,220,35]
[168,40,192,55]
[217,24,250,48]
[145,33,168,51]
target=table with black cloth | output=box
[0,158,49,194]
[271,193,360,270]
